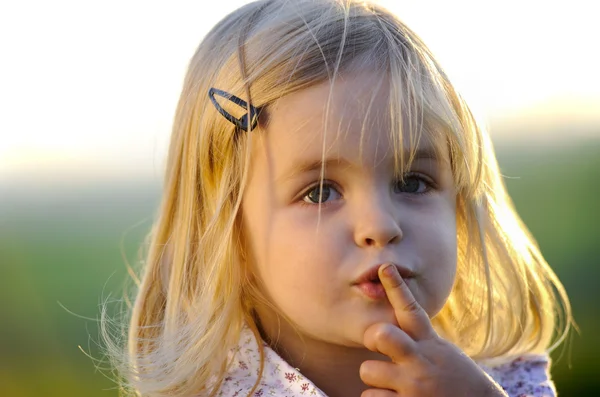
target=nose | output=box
[353,196,403,248]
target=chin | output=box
[352,309,399,335]
[371,304,399,324]
[338,337,368,349]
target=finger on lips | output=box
[378,263,435,340]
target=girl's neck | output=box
[255,312,389,397]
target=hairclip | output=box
[208,88,262,131]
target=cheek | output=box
[269,211,340,278]
[245,206,342,297]
[412,198,457,314]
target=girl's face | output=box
[241,71,457,348]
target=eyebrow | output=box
[278,147,440,183]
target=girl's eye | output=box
[394,174,432,194]
[302,183,341,204]
[300,174,432,206]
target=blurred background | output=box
[0,0,598,395]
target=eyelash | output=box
[298,173,436,207]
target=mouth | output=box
[353,263,416,284]
[352,263,415,300]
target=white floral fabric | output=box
[216,326,556,397]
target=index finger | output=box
[379,263,435,340]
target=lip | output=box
[352,263,416,285]
[352,263,416,301]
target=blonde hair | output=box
[101,0,573,396]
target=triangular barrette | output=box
[208,88,263,131]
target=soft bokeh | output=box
[1,1,598,396]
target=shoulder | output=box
[477,353,557,397]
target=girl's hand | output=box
[359,264,508,397]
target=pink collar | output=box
[217,325,327,396]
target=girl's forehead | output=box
[259,71,449,168]
[269,71,387,123]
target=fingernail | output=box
[382,264,396,277]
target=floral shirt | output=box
[216,326,556,397]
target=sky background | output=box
[1,0,598,184]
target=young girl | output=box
[103,1,573,396]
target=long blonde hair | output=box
[102,1,573,396]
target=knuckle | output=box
[364,323,387,351]
[402,298,421,314]
[360,361,385,386]
[359,360,374,379]
[361,390,377,397]
[390,275,405,289]
[359,362,368,378]
[373,323,395,341]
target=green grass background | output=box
[1,138,598,396]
